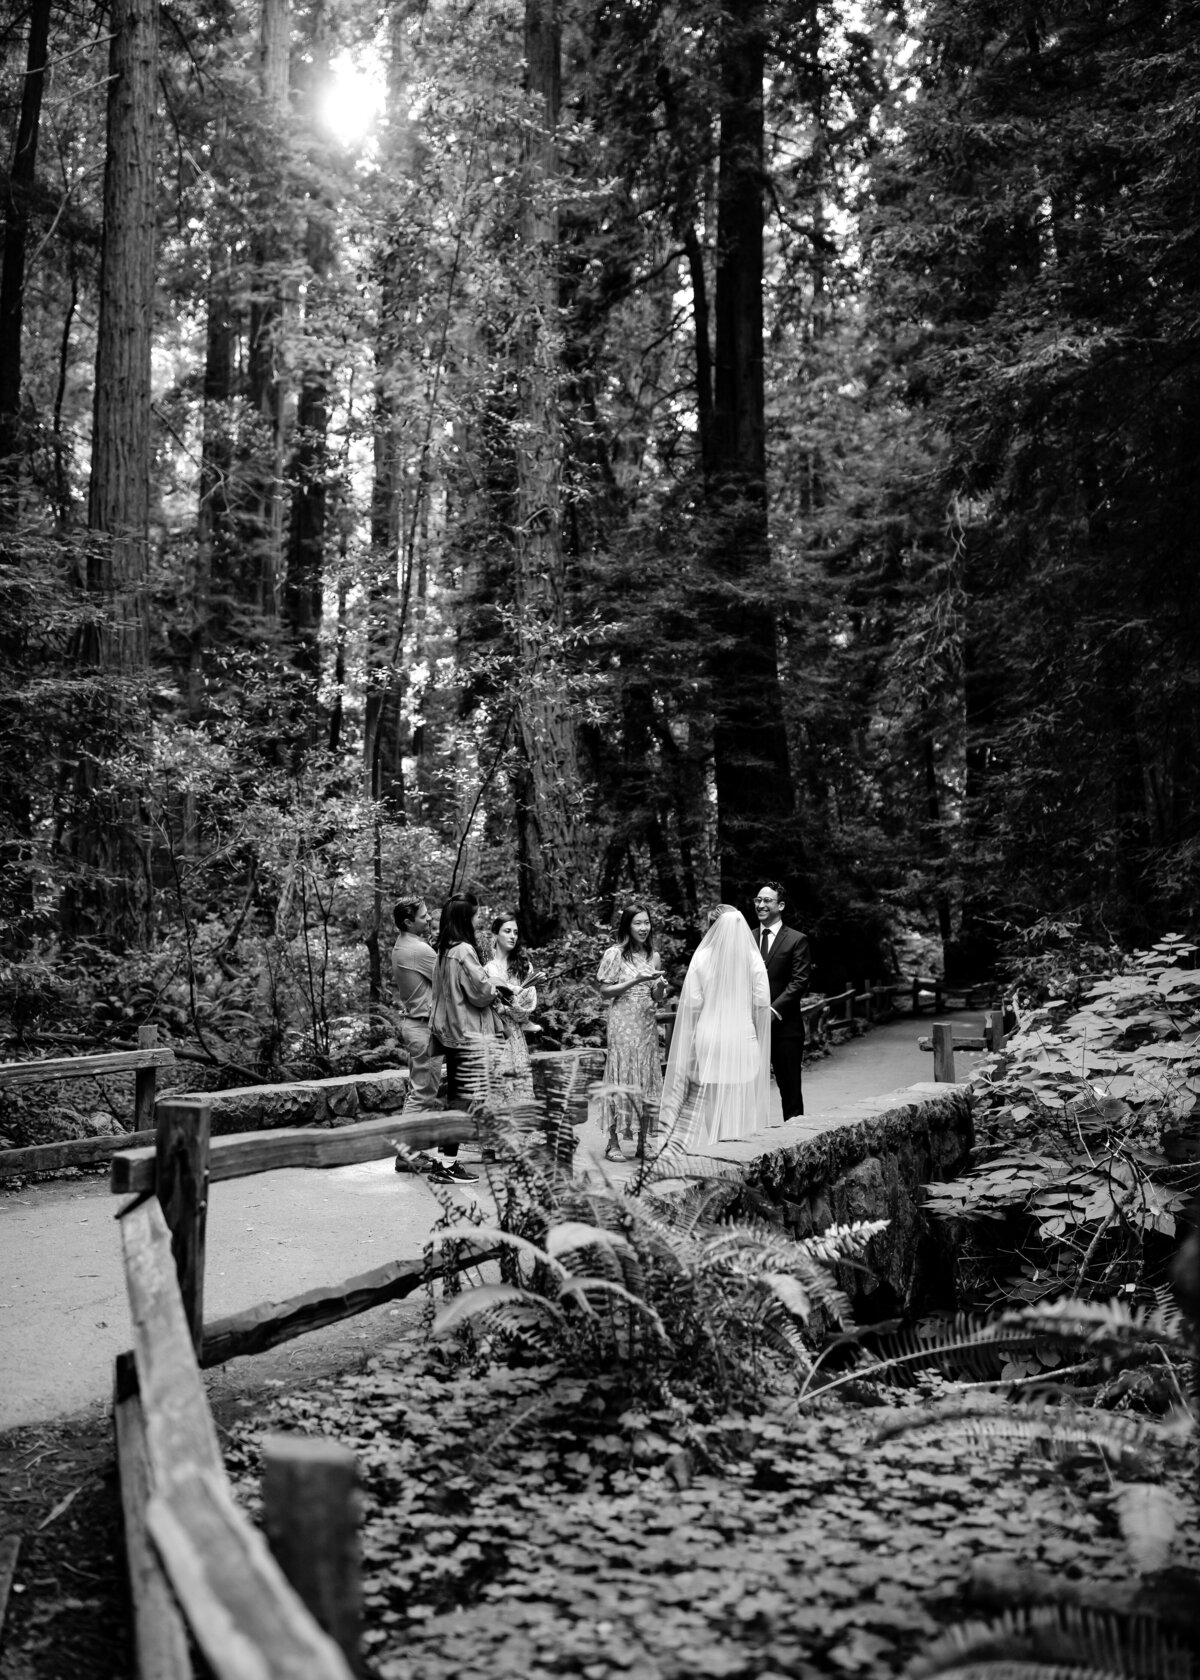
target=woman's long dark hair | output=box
[616,903,656,959]
[490,911,531,980]
[437,895,482,960]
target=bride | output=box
[660,904,773,1149]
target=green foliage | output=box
[872,0,1200,941]
[224,1331,1200,1679]
[920,937,1200,1319]
[910,1602,1198,1680]
[420,1075,886,1405]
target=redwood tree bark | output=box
[238,0,290,619]
[63,0,158,947]
[0,0,51,525]
[285,16,336,749]
[511,0,589,941]
[708,0,795,909]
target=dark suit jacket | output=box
[759,924,811,1041]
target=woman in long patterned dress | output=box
[596,905,667,1160]
[485,911,538,1110]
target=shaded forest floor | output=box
[226,1337,1200,1680]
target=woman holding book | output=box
[485,911,540,1107]
[427,894,504,1181]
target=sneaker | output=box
[426,1158,479,1184]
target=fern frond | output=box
[786,1251,859,1326]
[997,1299,1192,1363]
[799,1219,891,1266]
[874,1400,1157,1469]
[914,1662,1144,1680]
[700,1233,857,1327]
[642,1143,745,1184]
[701,1218,803,1266]
[1112,1483,1185,1576]
[468,1387,570,1471]
[660,1177,741,1238]
[758,1271,812,1323]
[757,1306,818,1372]
[432,1284,565,1336]
[615,1241,648,1303]
[860,1313,1049,1384]
[909,1602,1197,1680]
[425,1228,568,1281]
[1151,1285,1189,1347]
[545,1221,632,1262]
[558,1278,671,1345]
[612,1198,705,1276]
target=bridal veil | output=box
[660,907,772,1147]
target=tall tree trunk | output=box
[63,0,158,948]
[708,0,794,910]
[511,0,588,942]
[0,0,52,937]
[364,9,410,816]
[0,0,51,526]
[193,231,236,716]
[242,0,289,619]
[285,13,335,752]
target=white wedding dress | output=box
[660,910,772,1147]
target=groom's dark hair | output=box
[756,880,787,907]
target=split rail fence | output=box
[107,1050,600,1679]
[0,1025,173,1178]
[918,1013,1009,1083]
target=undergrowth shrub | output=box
[920,936,1200,1355]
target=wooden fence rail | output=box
[107,1052,603,1678]
[0,1025,173,1177]
[917,1013,1008,1083]
[115,1196,357,1679]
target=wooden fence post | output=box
[155,1098,211,1356]
[134,1023,159,1132]
[262,1435,363,1674]
[987,1009,1007,1053]
[932,1022,955,1084]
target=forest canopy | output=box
[1,0,1197,1026]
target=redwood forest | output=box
[2,0,1199,1044]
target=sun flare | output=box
[317,56,384,147]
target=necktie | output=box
[761,928,770,957]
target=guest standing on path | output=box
[391,898,443,1113]
[596,904,667,1161]
[660,904,772,1148]
[427,895,505,1183]
[753,881,811,1119]
[484,911,538,1108]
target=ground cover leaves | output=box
[224,1342,1200,1679]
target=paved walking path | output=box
[0,1011,988,1429]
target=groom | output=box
[753,881,811,1119]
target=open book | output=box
[493,970,547,1000]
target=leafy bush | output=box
[997,915,1125,1008]
[917,936,1200,1374]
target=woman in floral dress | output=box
[596,905,667,1160]
[485,911,538,1109]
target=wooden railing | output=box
[108,1051,599,1677]
[0,1025,174,1177]
[909,975,999,1014]
[918,1013,1008,1083]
